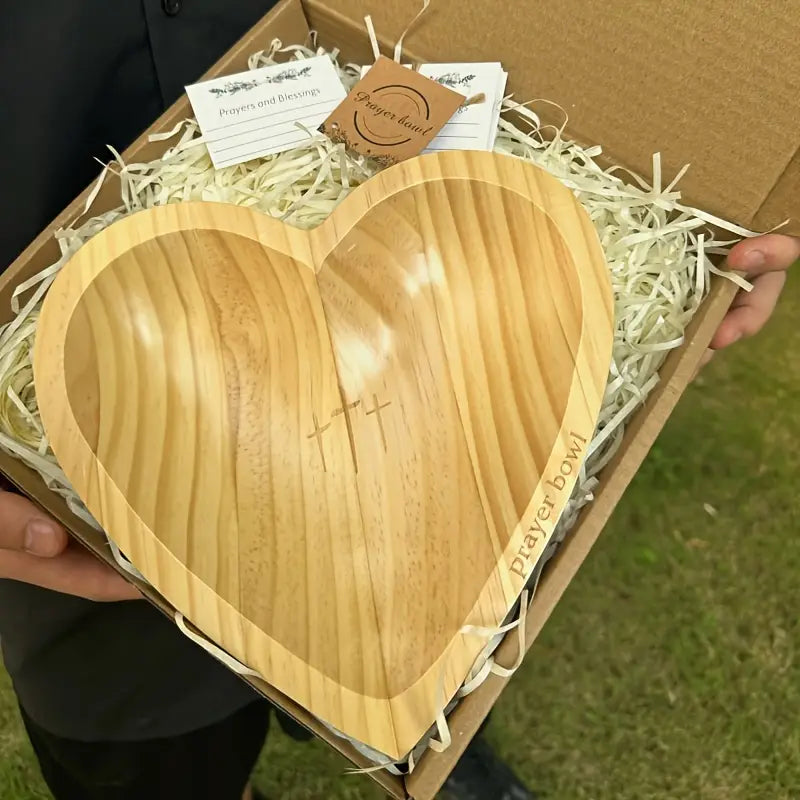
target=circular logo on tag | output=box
[353,84,432,147]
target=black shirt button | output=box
[162,0,182,15]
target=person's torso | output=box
[0,0,278,740]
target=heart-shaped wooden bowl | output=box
[34,151,612,759]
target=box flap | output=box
[753,146,800,235]
[317,0,800,231]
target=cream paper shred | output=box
[0,40,758,770]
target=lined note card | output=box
[418,63,508,151]
[186,56,347,169]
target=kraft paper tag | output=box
[359,61,508,153]
[319,56,465,166]
[185,56,347,169]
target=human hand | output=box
[711,234,799,350]
[0,489,141,601]
[695,234,799,374]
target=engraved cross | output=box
[365,393,391,451]
[306,412,331,472]
[333,398,360,471]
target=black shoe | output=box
[439,735,537,800]
[274,708,314,742]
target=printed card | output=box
[186,56,348,169]
[418,63,508,152]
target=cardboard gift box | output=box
[1,1,797,797]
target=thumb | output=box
[0,490,68,557]
[727,234,800,275]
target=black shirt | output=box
[0,0,279,741]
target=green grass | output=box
[2,271,798,800]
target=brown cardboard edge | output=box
[752,145,800,236]
[305,0,383,65]
[405,276,740,798]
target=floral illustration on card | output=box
[319,122,398,168]
[209,65,314,97]
[433,72,476,90]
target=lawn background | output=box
[2,270,798,799]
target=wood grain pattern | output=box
[33,151,613,759]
